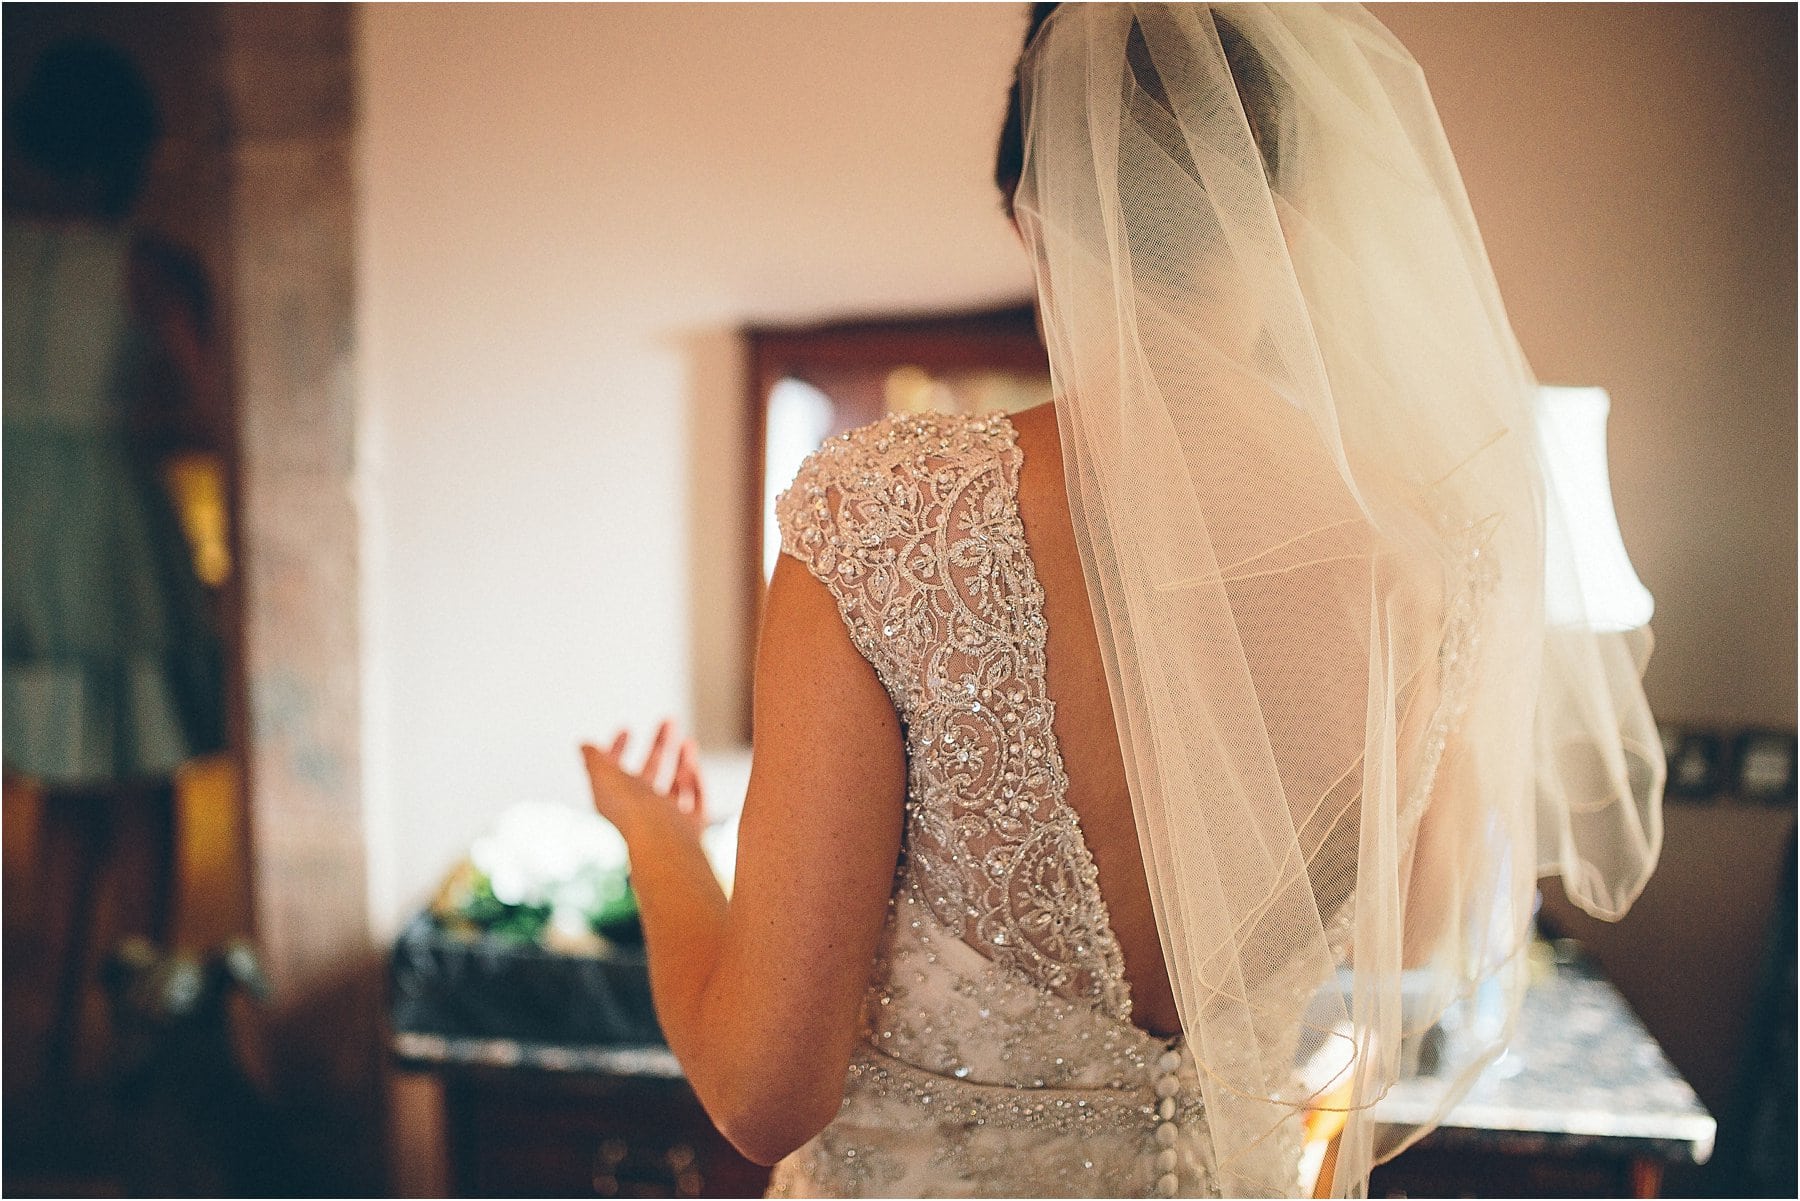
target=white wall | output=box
[355,3,1794,938]
[354,3,1034,935]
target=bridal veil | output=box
[1011,4,1665,1195]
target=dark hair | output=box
[8,37,162,218]
[993,3,1062,219]
[993,4,1285,220]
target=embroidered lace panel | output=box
[762,408,1495,1197]
[776,409,1132,1021]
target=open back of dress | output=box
[768,410,1304,1198]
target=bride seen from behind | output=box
[579,5,1665,1197]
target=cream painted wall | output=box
[355,3,1034,934]
[355,4,1794,938]
[1370,2,1797,729]
[1367,3,1797,1137]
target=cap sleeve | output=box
[774,438,851,581]
[771,410,1009,724]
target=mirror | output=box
[748,302,1050,578]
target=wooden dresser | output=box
[387,945,1712,1198]
[390,1036,768,1199]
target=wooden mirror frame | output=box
[741,302,1050,730]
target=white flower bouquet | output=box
[433,801,638,954]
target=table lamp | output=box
[1533,385,1654,632]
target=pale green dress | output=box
[3,216,225,786]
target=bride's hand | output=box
[580,718,707,843]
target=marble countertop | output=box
[1372,949,1715,1165]
[393,1029,683,1079]
[391,944,1714,1165]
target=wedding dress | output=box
[762,4,1664,1194]
[766,409,1304,1199]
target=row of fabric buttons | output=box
[1151,1046,1182,1196]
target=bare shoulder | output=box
[1004,402,1066,504]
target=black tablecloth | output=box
[388,914,663,1046]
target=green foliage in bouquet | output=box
[457,872,555,943]
[432,857,639,951]
[431,802,644,953]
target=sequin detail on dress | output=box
[779,410,1129,1015]
[767,411,1247,1198]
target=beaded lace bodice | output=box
[762,409,1492,1199]
[767,411,1249,1198]
[779,409,1131,1017]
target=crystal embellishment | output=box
[766,411,1283,1198]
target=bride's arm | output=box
[586,551,906,1166]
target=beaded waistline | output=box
[843,1041,1206,1134]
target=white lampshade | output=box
[1534,385,1655,632]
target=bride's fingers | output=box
[673,739,695,812]
[580,743,622,813]
[607,729,629,762]
[638,718,676,789]
[579,742,604,776]
[677,738,706,823]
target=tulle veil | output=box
[1012,5,1664,1194]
